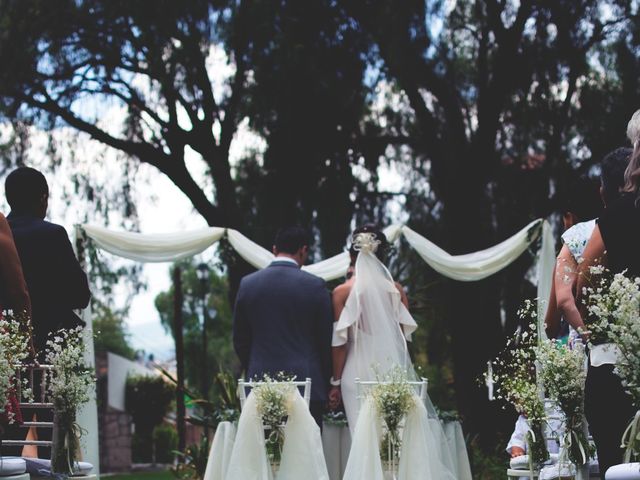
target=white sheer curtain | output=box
[401,219,543,281]
[82,224,225,262]
[80,220,551,285]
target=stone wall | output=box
[96,352,133,472]
[99,407,133,472]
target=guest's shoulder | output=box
[38,219,71,238]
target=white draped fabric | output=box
[401,219,542,282]
[203,421,237,480]
[343,395,458,480]
[223,390,329,480]
[81,219,551,284]
[82,224,226,263]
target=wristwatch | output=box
[330,376,341,386]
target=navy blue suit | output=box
[5,213,90,352]
[1,213,90,457]
[233,260,333,425]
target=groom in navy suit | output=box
[233,226,333,427]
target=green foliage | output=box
[153,425,179,464]
[92,300,136,360]
[126,375,175,462]
[171,435,210,480]
[155,260,236,399]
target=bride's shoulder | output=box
[332,280,353,299]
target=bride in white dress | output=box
[329,225,417,428]
[329,226,462,479]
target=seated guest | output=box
[3,167,91,458]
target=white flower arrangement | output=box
[485,301,549,465]
[535,339,592,466]
[581,268,640,460]
[370,367,416,469]
[44,326,95,475]
[0,310,32,423]
[252,374,295,465]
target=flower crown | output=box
[352,232,381,254]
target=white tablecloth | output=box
[322,424,352,480]
[442,421,473,480]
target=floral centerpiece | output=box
[45,327,95,475]
[485,301,549,466]
[535,339,592,467]
[252,374,295,469]
[371,368,415,475]
[0,310,32,426]
[582,268,640,461]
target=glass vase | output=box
[51,410,80,475]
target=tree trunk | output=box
[172,266,187,455]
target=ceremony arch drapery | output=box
[75,218,556,473]
[79,218,555,324]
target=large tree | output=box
[341,0,640,442]
[1,0,639,447]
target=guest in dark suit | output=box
[3,166,91,457]
[233,226,333,428]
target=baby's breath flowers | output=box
[45,326,95,475]
[371,367,415,467]
[535,340,592,466]
[485,300,549,465]
[252,373,295,465]
[582,268,640,460]
[0,310,33,423]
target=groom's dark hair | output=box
[5,166,49,212]
[274,226,311,254]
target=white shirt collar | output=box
[272,256,299,266]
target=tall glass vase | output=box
[51,410,80,475]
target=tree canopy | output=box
[1,0,639,447]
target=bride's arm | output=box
[329,285,349,409]
[395,282,409,309]
[331,285,349,381]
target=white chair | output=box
[354,377,429,405]
[3,364,94,480]
[237,377,312,409]
[606,463,640,479]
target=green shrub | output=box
[126,375,175,463]
[154,424,178,464]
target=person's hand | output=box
[328,386,342,411]
[511,446,525,458]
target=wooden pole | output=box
[172,266,187,455]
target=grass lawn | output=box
[105,471,173,480]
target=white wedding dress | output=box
[334,233,463,479]
[332,238,418,430]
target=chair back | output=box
[237,377,312,409]
[2,364,55,451]
[354,377,429,405]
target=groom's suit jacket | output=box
[233,259,333,402]
[5,212,91,352]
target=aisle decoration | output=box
[485,301,549,466]
[582,268,640,461]
[45,327,95,475]
[371,369,415,475]
[252,374,295,469]
[0,310,32,424]
[535,340,592,468]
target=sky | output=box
[0,46,410,362]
